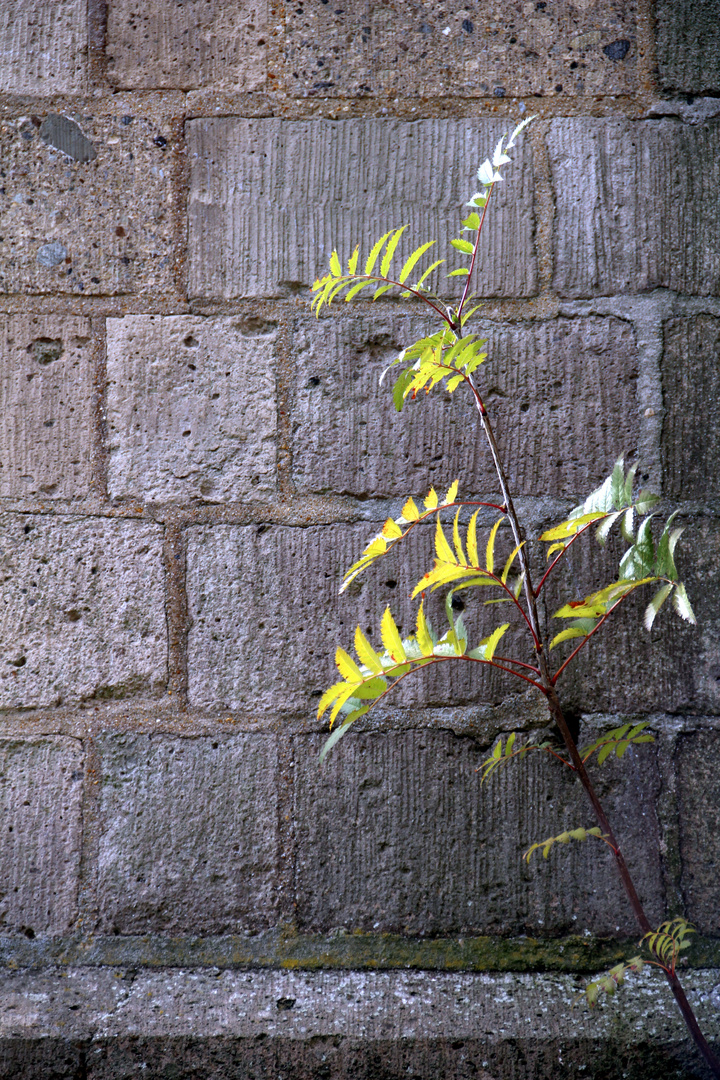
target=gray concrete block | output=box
[541,519,720,715]
[0,736,83,935]
[0,0,86,95]
[0,515,167,709]
[293,727,664,938]
[661,315,720,499]
[655,0,720,94]
[283,1,638,99]
[677,727,720,935]
[187,118,536,300]
[106,315,277,503]
[290,313,639,498]
[186,520,536,714]
[106,0,267,90]
[549,119,720,297]
[0,314,93,499]
[97,733,278,933]
[0,113,176,297]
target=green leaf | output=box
[635,490,661,515]
[672,581,696,624]
[320,714,363,763]
[462,212,481,231]
[549,619,598,650]
[347,245,359,274]
[392,367,414,411]
[345,279,374,302]
[450,238,475,254]
[415,258,446,288]
[380,225,408,277]
[596,510,622,545]
[610,457,625,509]
[365,230,392,275]
[396,240,435,284]
[644,583,674,631]
[373,284,392,301]
[447,268,470,276]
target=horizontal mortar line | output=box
[1,930,717,975]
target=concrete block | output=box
[106,0,267,90]
[0,515,166,709]
[106,315,277,503]
[290,313,639,498]
[0,314,93,499]
[283,1,638,99]
[661,315,720,499]
[677,728,720,935]
[293,727,663,937]
[187,521,535,714]
[541,519,720,716]
[549,119,720,297]
[0,0,86,95]
[0,736,83,935]
[655,0,720,94]
[97,733,278,933]
[187,118,536,300]
[0,113,176,297]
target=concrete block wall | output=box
[0,2,719,1077]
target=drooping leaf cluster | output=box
[582,957,645,1007]
[581,918,695,1007]
[523,825,610,863]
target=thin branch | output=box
[457,182,495,324]
[493,655,540,675]
[345,273,455,327]
[534,520,598,597]
[551,595,628,684]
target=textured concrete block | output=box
[0,736,83,935]
[293,727,663,937]
[0,0,86,95]
[283,0,638,99]
[0,113,176,297]
[0,515,166,709]
[106,0,267,90]
[187,118,536,300]
[655,0,720,94]
[549,120,720,297]
[187,521,533,714]
[677,728,720,935]
[0,314,93,499]
[97,733,278,933]
[106,315,277,503]
[542,519,720,715]
[290,313,639,498]
[661,315,720,499]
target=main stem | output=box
[470,387,720,1078]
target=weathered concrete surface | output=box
[106,0,267,90]
[293,726,663,938]
[282,0,638,99]
[106,315,277,503]
[290,313,639,498]
[0,515,167,709]
[187,118,536,300]
[661,315,720,499]
[655,0,720,95]
[186,520,536,713]
[0,737,83,935]
[0,113,176,296]
[0,314,93,498]
[542,519,720,716]
[0,967,717,1079]
[549,120,720,298]
[0,0,86,95]
[97,734,278,934]
[677,727,720,937]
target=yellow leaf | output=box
[335,647,363,682]
[401,497,420,522]
[363,536,388,557]
[330,682,360,727]
[317,681,348,721]
[411,563,477,598]
[347,244,359,275]
[382,518,403,539]
[466,510,480,567]
[444,479,459,505]
[452,508,466,564]
[540,512,608,542]
[365,230,392,275]
[381,607,406,662]
[486,516,503,574]
[416,601,434,656]
[501,541,525,584]
[329,250,342,277]
[479,622,509,662]
[354,626,384,674]
[424,487,439,511]
[434,516,457,565]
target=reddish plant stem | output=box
[468,379,720,1078]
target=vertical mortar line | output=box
[275,309,296,494]
[75,731,103,933]
[172,110,190,309]
[163,521,189,705]
[529,118,555,299]
[89,315,109,500]
[635,0,659,104]
[86,0,109,93]
[654,719,686,918]
[276,730,297,925]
